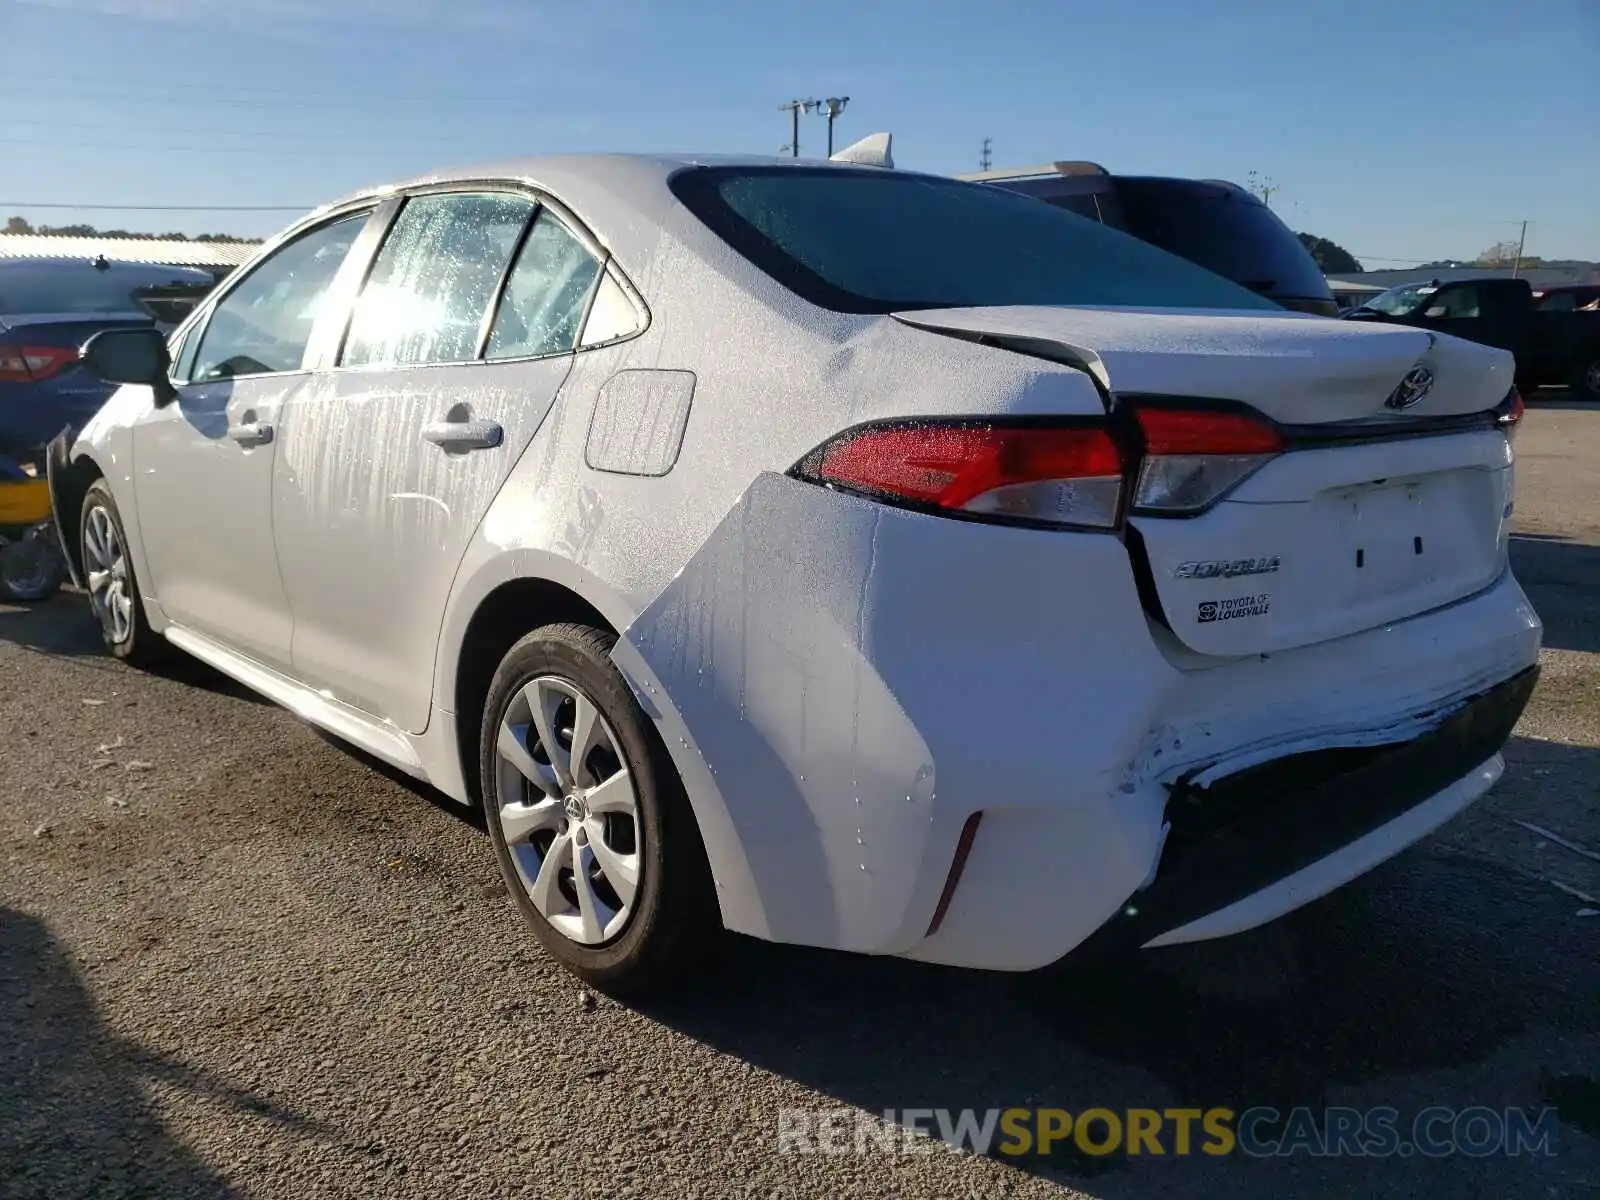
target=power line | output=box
[1,202,310,212]
[4,72,537,102]
[4,118,492,145]
[0,84,507,112]
[0,136,493,159]
[1346,255,1437,265]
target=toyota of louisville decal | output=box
[1197,594,1272,623]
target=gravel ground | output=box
[2,394,1596,1199]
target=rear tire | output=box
[78,480,165,666]
[1573,353,1600,403]
[0,529,68,603]
[478,622,720,995]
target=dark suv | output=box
[962,162,1338,316]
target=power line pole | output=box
[778,99,818,157]
[1510,219,1530,278]
[1247,170,1281,207]
[820,97,849,156]
[980,137,992,172]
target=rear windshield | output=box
[0,264,210,317]
[669,167,1279,315]
[1113,178,1332,303]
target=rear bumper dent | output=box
[1071,665,1538,958]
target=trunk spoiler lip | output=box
[44,427,85,590]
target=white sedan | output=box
[51,153,1540,993]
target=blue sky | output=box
[1,0,1596,265]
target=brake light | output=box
[1131,406,1283,514]
[1497,388,1524,440]
[0,345,78,382]
[793,421,1125,529]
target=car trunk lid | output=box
[892,305,1518,656]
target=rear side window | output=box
[485,211,601,360]
[670,167,1276,315]
[343,192,534,368]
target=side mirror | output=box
[80,327,176,406]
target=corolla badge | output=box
[1386,365,1435,410]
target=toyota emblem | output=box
[1386,365,1435,410]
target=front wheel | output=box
[478,622,720,995]
[79,479,164,665]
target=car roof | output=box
[0,256,214,282]
[264,153,925,276]
[321,152,910,211]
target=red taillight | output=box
[1133,407,1284,456]
[1498,388,1524,439]
[795,421,1125,530]
[1130,405,1283,514]
[0,345,78,382]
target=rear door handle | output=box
[228,421,273,447]
[422,418,503,451]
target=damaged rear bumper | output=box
[1068,664,1539,960]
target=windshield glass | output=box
[1363,283,1439,317]
[670,167,1279,315]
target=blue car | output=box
[0,256,215,458]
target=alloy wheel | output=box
[494,675,641,945]
[83,504,133,644]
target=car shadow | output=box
[0,591,107,658]
[0,907,329,1198]
[639,736,1600,1191]
[1509,534,1600,653]
[0,590,271,705]
[306,725,487,834]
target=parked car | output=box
[961,161,1339,315]
[1344,277,1600,399]
[0,452,68,602]
[0,256,215,459]
[52,156,1538,993]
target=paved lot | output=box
[2,394,1597,1199]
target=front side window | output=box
[670,167,1278,315]
[190,211,369,381]
[485,211,602,360]
[1424,285,1480,319]
[342,192,534,368]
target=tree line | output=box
[4,216,261,244]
